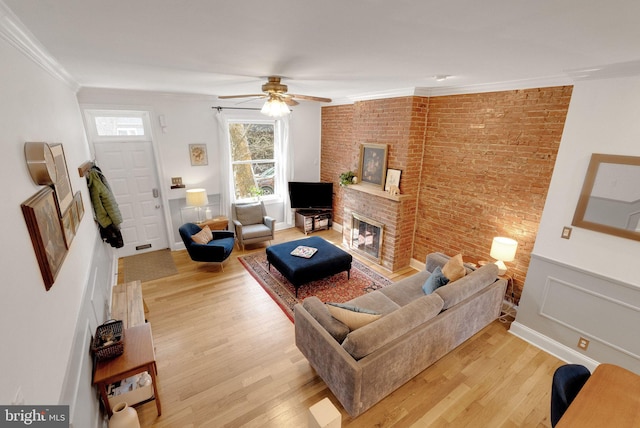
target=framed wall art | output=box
[189,144,208,166]
[50,143,74,215]
[358,143,388,188]
[385,168,402,191]
[21,187,68,290]
[72,191,84,233]
[61,206,75,249]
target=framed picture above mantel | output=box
[358,143,388,189]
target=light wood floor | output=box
[122,227,562,427]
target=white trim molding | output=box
[509,321,599,372]
[0,1,79,91]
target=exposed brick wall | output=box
[320,104,354,226]
[417,87,572,301]
[321,86,572,301]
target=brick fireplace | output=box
[350,212,384,263]
[341,184,416,272]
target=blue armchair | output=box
[550,364,591,427]
[179,223,235,269]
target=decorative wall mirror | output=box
[572,153,640,241]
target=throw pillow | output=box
[442,253,466,282]
[326,302,381,330]
[422,266,450,294]
[191,225,213,245]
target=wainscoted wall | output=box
[511,254,640,373]
[321,87,572,300]
[513,77,640,375]
[59,237,116,428]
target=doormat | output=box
[121,249,178,283]
[238,251,393,321]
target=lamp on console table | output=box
[186,188,208,223]
[490,236,518,275]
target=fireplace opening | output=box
[351,212,384,263]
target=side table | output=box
[93,323,161,416]
[198,215,229,230]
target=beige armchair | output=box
[232,201,276,250]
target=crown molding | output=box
[78,87,219,102]
[347,87,416,103]
[327,76,576,107]
[416,75,575,97]
[0,1,79,91]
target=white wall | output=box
[534,76,640,277]
[513,76,640,372]
[77,89,322,245]
[0,36,103,405]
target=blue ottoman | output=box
[266,236,352,296]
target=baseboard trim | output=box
[509,321,599,372]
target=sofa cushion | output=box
[348,290,401,315]
[326,303,381,330]
[301,297,350,343]
[442,253,466,282]
[341,293,445,359]
[435,262,498,310]
[379,270,430,306]
[191,225,212,244]
[422,266,450,294]
[426,252,476,275]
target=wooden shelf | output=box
[345,184,412,202]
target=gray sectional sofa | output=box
[294,252,506,417]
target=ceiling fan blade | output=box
[218,94,265,99]
[283,98,299,106]
[289,93,332,103]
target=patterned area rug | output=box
[239,251,393,321]
[122,249,178,283]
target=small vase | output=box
[109,402,141,428]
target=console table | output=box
[93,323,161,416]
[556,363,640,427]
[198,215,229,231]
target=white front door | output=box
[94,141,168,256]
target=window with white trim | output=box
[83,110,151,142]
[228,120,278,201]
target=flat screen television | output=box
[288,181,333,210]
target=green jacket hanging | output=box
[86,167,123,228]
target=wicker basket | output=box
[92,319,124,361]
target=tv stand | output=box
[295,209,333,235]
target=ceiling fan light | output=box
[261,97,290,117]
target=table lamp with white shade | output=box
[490,237,518,275]
[185,188,209,223]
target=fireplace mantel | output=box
[345,184,412,202]
[342,183,416,271]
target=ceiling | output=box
[5,0,640,104]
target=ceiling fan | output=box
[218,76,332,117]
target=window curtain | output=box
[276,116,293,226]
[215,110,234,220]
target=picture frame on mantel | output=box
[358,143,388,188]
[385,168,402,191]
[21,187,68,290]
